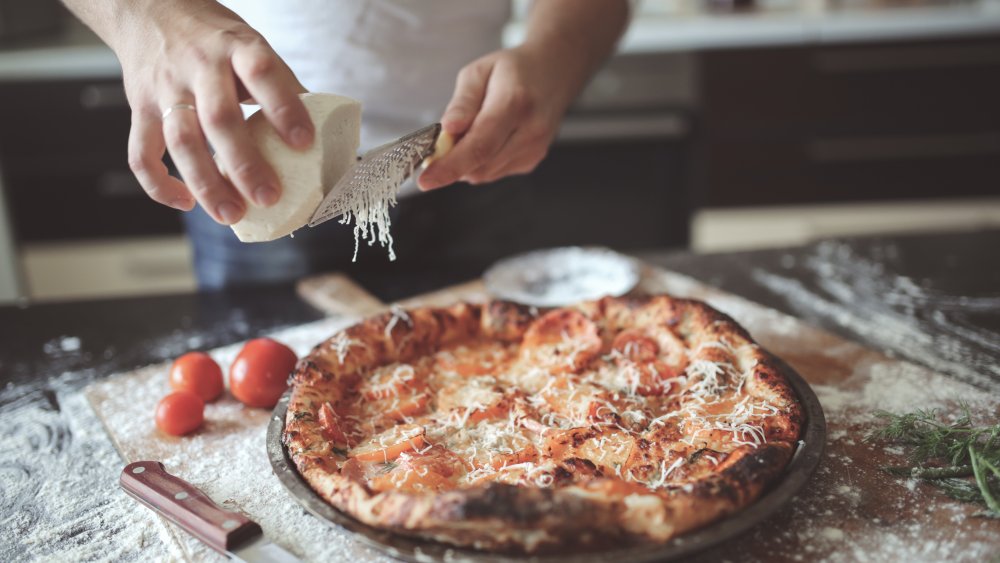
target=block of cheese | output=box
[230,93,361,243]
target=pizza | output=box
[283,295,803,553]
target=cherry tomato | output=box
[155,391,205,436]
[229,338,298,408]
[169,352,224,402]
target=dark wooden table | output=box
[2,228,997,561]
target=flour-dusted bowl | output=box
[483,247,641,307]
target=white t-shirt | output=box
[222,0,511,153]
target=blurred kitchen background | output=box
[1,0,998,303]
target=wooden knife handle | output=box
[120,460,261,554]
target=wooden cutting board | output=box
[86,267,999,562]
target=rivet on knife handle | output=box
[119,460,262,555]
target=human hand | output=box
[418,46,577,190]
[118,1,313,224]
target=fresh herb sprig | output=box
[865,403,1000,518]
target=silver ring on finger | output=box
[161,103,197,121]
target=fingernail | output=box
[443,115,465,134]
[418,175,437,191]
[217,201,243,224]
[290,126,313,149]
[254,184,279,207]
[169,198,194,211]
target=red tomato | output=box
[229,338,298,408]
[155,391,205,436]
[169,352,224,402]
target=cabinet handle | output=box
[557,113,688,142]
[814,44,1000,73]
[96,170,142,198]
[806,132,1000,162]
[80,83,128,110]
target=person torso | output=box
[221,0,511,151]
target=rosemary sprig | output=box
[970,446,1000,514]
[883,465,972,479]
[931,477,983,503]
[865,403,1000,518]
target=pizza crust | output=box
[284,295,803,553]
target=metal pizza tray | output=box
[266,358,826,562]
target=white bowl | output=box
[483,247,640,307]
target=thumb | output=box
[441,60,492,136]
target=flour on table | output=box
[42,335,81,354]
[751,240,999,392]
[0,386,174,562]
[86,316,395,563]
[13,266,998,563]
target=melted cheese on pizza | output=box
[312,308,789,496]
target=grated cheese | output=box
[342,331,785,503]
[650,459,672,488]
[336,146,424,262]
[330,332,362,364]
[685,359,734,398]
[384,305,413,338]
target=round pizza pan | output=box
[267,358,826,562]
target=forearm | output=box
[520,0,630,105]
[61,0,137,52]
[61,0,211,55]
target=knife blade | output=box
[308,122,442,228]
[120,461,300,563]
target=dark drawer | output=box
[0,79,183,241]
[0,79,130,156]
[698,34,1000,207]
[4,149,182,242]
[701,36,1000,138]
[702,134,1000,207]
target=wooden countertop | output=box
[1,228,997,561]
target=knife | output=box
[120,461,300,563]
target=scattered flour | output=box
[0,388,175,562]
[751,240,999,391]
[820,527,845,542]
[7,266,998,562]
[86,316,395,562]
[42,335,82,356]
[3,315,395,563]
[812,361,994,422]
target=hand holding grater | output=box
[308,123,449,228]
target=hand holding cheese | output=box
[61,0,316,225]
[228,93,361,242]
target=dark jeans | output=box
[183,177,537,290]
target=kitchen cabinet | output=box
[696,34,1000,208]
[2,11,999,301]
[0,79,183,242]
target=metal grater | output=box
[308,123,442,227]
